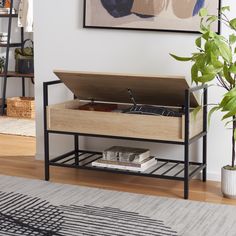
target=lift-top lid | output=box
[54,70,199,107]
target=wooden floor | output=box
[0,134,236,206]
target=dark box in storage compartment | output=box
[79,102,118,112]
[7,97,35,119]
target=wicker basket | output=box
[7,97,35,119]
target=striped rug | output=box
[0,175,235,236]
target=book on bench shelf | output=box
[92,146,156,172]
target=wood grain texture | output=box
[0,134,35,156]
[47,100,183,141]
[54,70,199,107]
[47,100,203,142]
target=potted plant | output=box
[171,6,236,198]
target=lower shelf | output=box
[49,150,205,181]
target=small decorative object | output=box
[0,7,15,14]
[0,32,8,44]
[15,39,34,74]
[171,6,236,198]
[0,0,5,8]
[84,0,221,33]
[0,56,5,73]
[103,146,150,163]
[7,97,35,119]
[4,0,10,8]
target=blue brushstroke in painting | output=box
[193,0,205,16]
[100,0,134,18]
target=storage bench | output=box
[44,70,208,199]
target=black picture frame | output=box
[83,0,221,34]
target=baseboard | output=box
[35,153,43,161]
[207,172,221,182]
[35,153,54,161]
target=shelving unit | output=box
[43,71,208,200]
[0,0,34,115]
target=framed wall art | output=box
[83,0,221,34]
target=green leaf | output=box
[224,87,236,97]
[225,118,236,127]
[215,40,232,63]
[208,106,219,126]
[192,106,202,121]
[199,8,208,17]
[223,97,236,111]
[195,54,206,69]
[229,65,236,74]
[209,30,215,38]
[197,73,216,83]
[191,63,199,84]
[221,6,230,12]
[229,34,236,45]
[219,95,232,108]
[195,37,202,48]
[204,65,222,74]
[211,53,223,68]
[206,15,218,24]
[223,107,236,120]
[230,18,236,30]
[169,54,192,61]
[223,63,234,84]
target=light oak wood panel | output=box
[54,70,199,107]
[181,108,204,139]
[47,100,183,141]
[47,100,203,142]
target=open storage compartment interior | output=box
[47,71,203,142]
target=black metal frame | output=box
[43,80,208,200]
[83,0,221,35]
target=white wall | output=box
[34,0,235,181]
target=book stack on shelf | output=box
[92,146,156,172]
[0,8,16,14]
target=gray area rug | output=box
[0,117,35,137]
[0,175,235,236]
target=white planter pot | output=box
[221,167,236,198]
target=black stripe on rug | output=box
[0,191,179,236]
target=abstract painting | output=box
[84,0,221,33]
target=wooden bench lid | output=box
[54,70,199,107]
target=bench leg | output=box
[74,134,79,166]
[44,131,50,181]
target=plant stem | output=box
[232,116,236,167]
[217,74,230,91]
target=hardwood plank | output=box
[0,134,35,156]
